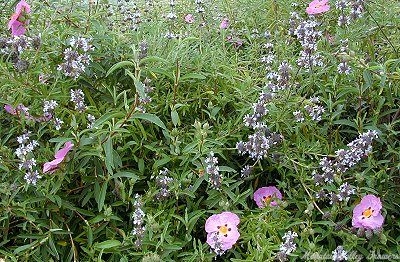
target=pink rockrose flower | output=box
[184,14,194,24]
[205,212,240,255]
[219,18,229,29]
[306,0,330,15]
[253,186,282,208]
[4,104,17,115]
[8,0,31,36]
[352,194,384,230]
[43,141,74,174]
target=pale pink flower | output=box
[205,212,240,254]
[306,0,330,15]
[253,186,282,208]
[219,18,229,29]
[43,141,74,173]
[352,194,384,230]
[8,0,31,36]
[184,14,194,24]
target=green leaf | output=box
[92,111,124,129]
[130,113,167,130]
[332,119,357,129]
[94,239,121,250]
[219,166,236,173]
[180,73,206,82]
[106,61,135,77]
[13,241,38,254]
[139,55,169,65]
[97,181,108,212]
[103,137,114,175]
[125,69,146,98]
[171,110,180,126]
[110,171,139,181]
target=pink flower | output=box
[352,194,384,230]
[184,14,194,24]
[253,186,282,208]
[219,18,229,29]
[306,0,330,15]
[8,0,31,36]
[205,212,240,254]
[43,141,74,174]
[4,104,17,115]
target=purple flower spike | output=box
[254,186,282,208]
[43,141,74,174]
[205,212,240,255]
[352,194,384,230]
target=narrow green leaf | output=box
[97,181,108,212]
[110,171,139,181]
[180,73,206,81]
[171,110,180,126]
[106,61,135,77]
[130,113,167,130]
[125,69,146,98]
[94,239,121,250]
[103,137,114,175]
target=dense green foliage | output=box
[0,0,399,261]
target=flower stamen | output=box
[362,207,373,219]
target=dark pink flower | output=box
[306,0,330,15]
[253,186,282,208]
[184,14,194,24]
[8,0,31,36]
[205,212,240,254]
[43,141,74,174]
[352,194,384,230]
[219,18,229,29]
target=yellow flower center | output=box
[217,224,231,237]
[362,207,374,219]
[263,195,272,204]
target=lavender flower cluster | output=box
[0,34,41,72]
[277,231,298,261]
[337,39,352,75]
[304,97,325,122]
[290,15,324,70]
[70,89,96,129]
[237,125,283,160]
[205,152,222,189]
[260,31,292,92]
[5,101,63,130]
[208,232,225,256]
[70,89,87,113]
[314,130,378,185]
[113,0,142,31]
[336,0,366,27]
[15,131,41,185]
[136,78,154,113]
[164,0,180,39]
[57,37,94,79]
[155,168,173,200]
[195,0,206,14]
[316,182,355,205]
[131,194,146,248]
[43,100,64,130]
[236,32,286,162]
[332,245,348,261]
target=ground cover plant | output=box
[0,0,399,261]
